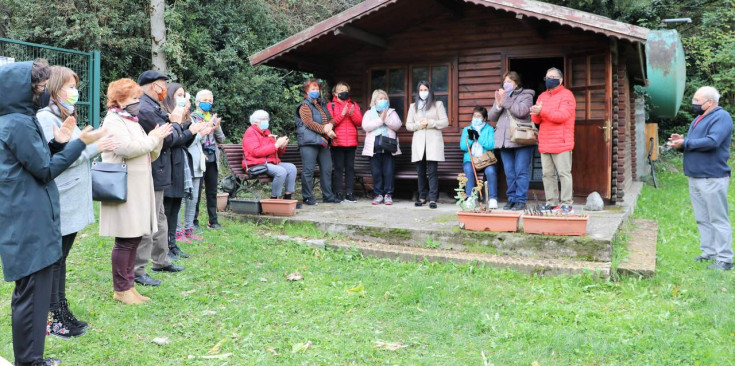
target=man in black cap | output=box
[134,70,185,286]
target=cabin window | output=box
[370,67,407,122]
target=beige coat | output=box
[98,111,163,238]
[405,100,449,162]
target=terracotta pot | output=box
[260,199,298,216]
[522,214,589,236]
[457,211,522,232]
[216,193,229,212]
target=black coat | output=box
[0,61,86,281]
[164,121,195,198]
[138,93,174,190]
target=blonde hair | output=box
[48,66,79,118]
[332,81,350,95]
[370,89,389,107]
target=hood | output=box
[0,61,35,117]
[514,87,536,98]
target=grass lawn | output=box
[1,154,734,365]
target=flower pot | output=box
[216,193,229,212]
[260,199,298,217]
[457,211,522,232]
[522,214,589,236]
[229,198,261,215]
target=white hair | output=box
[370,89,389,107]
[195,89,213,102]
[697,86,720,103]
[249,110,269,124]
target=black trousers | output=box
[194,161,219,226]
[331,146,356,196]
[370,152,395,196]
[12,264,54,365]
[164,196,183,243]
[49,232,77,309]
[416,156,439,202]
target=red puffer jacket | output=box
[327,97,363,147]
[531,85,576,154]
[242,124,285,169]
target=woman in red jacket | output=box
[327,81,362,202]
[242,110,298,201]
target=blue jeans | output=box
[370,152,395,196]
[463,161,497,199]
[500,145,535,204]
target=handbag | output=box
[378,135,398,153]
[91,161,127,203]
[465,135,497,170]
[509,113,538,145]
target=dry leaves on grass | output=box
[286,272,304,281]
[151,337,170,346]
[291,341,312,353]
[208,338,228,355]
[374,341,408,351]
[180,289,196,296]
[265,347,279,356]
[187,354,233,360]
[347,283,365,296]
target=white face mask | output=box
[419,91,429,100]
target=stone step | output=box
[617,219,657,277]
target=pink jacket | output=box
[361,108,402,157]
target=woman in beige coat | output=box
[406,80,448,209]
[98,78,172,305]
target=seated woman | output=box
[459,106,498,208]
[242,110,299,204]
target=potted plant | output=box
[260,198,298,216]
[455,173,521,232]
[216,192,229,212]
[521,200,589,236]
[229,191,262,215]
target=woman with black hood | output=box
[0,59,106,366]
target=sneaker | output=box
[372,195,384,205]
[323,196,342,203]
[175,229,191,244]
[384,195,393,205]
[694,254,714,262]
[512,203,526,211]
[503,202,515,210]
[207,222,222,230]
[540,203,557,212]
[560,205,574,215]
[185,228,203,242]
[48,308,85,339]
[32,358,62,366]
[708,261,733,270]
[168,252,181,261]
[60,299,88,330]
[303,198,318,206]
[344,193,357,203]
[335,193,344,202]
[488,199,498,209]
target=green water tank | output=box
[645,29,686,118]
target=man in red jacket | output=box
[531,67,576,214]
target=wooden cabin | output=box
[250,0,652,203]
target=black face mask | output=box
[34,89,51,111]
[337,91,349,101]
[124,101,141,116]
[691,103,704,115]
[545,78,561,90]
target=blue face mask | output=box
[471,118,485,128]
[199,102,212,112]
[259,121,269,131]
[308,91,320,99]
[376,100,389,112]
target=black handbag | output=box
[91,161,128,203]
[378,135,398,153]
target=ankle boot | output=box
[48,307,85,338]
[60,299,88,330]
[113,289,143,305]
[130,287,151,302]
[169,233,190,258]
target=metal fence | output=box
[0,38,101,127]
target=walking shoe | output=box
[429,202,438,209]
[707,261,733,271]
[694,254,714,262]
[539,203,556,212]
[323,196,342,203]
[303,198,318,206]
[113,289,143,305]
[129,287,151,302]
[335,193,344,202]
[32,358,62,366]
[48,308,85,339]
[372,195,384,205]
[560,205,574,215]
[134,274,161,286]
[503,202,515,210]
[168,252,181,261]
[152,264,185,273]
[384,195,393,205]
[169,243,190,259]
[185,228,204,242]
[512,203,527,211]
[60,299,88,330]
[207,222,222,230]
[488,199,498,209]
[344,193,357,203]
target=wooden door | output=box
[566,52,612,199]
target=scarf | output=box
[471,124,484,157]
[367,107,388,137]
[109,107,139,122]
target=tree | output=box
[150,0,167,72]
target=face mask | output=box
[154,84,167,102]
[259,120,269,131]
[337,91,349,101]
[471,118,485,127]
[545,78,561,90]
[124,101,141,116]
[64,88,79,105]
[308,91,320,99]
[199,102,212,112]
[35,89,51,111]
[376,100,389,112]
[503,82,515,94]
[419,91,429,100]
[691,103,704,115]
[175,96,187,108]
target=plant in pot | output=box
[229,190,262,215]
[455,173,521,232]
[521,195,589,236]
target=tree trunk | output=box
[150,0,167,72]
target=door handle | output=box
[599,120,612,142]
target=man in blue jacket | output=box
[0,60,105,366]
[668,86,733,271]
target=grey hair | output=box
[370,89,389,107]
[195,89,213,102]
[547,67,564,79]
[697,86,721,103]
[249,109,269,124]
